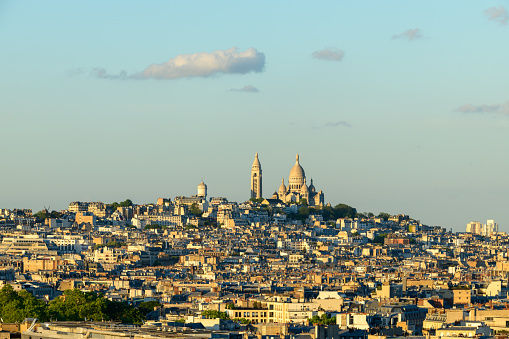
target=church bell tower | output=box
[250,153,262,199]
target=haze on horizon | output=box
[0,1,508,232]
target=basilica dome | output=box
[288,154,305,191]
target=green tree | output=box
[298,206,310,217]
[377,212,391,221]
[34,210,61,220]
[48,289,143,324]
[234,318,251,324]
[120,199,133,207]
[110,199,133,211]
[138,301,161,316]
[308,314,336,325]
[201,310,229,320]
[333,204,357,219]
[106,241,126,248]
[0,285,48,322]
[189,203,203,217]
[144,224,162,230]
[372,233,388,244]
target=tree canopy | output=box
[137,301,161,317]
[201,310,229,320]
[308,314,336,325]
[189,203,203,217]
[321,203,357,220]
[372,233,388,244]
[377,212,392,221]
[34,210,62,220]
[0,286,144,324]
[110,199,134,211]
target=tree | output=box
[138,301,161,316]
[110,199,133,211]
[234,318,251,324]
[201,310,229,320]
[48,289,143,324]
[377,212,391,221]
[226,303,236,309]
[0,285,48,322]
[0,287,143,324]
[120,199,133,207]
[299,198,308,206]
[189,203,203,217]
[372,233,388,244]
[298,206,310,217]
[106,241,126,248]
[332,204,357,219]
[34,210,61,220]
[308,314,336,325]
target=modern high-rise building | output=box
[250,153,262,199]
[466,220,498,236]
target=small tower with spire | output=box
[250,153,262,199]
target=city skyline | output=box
[1,1,508,231]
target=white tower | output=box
[250,153,262,199]
[197,181,207,198]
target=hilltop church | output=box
[250,153,324,207]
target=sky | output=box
[0,1,508,232]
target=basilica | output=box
[250,153,324,207]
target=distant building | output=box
[466,220,498,236]
[250,153,262,199]
[174,180,209,212]
[384,234,410,245]
[271,154,324,207]
[75,211,96,226]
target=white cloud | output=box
[312,48,345,61]
[230,85,260,93]
[392,28,423,41]
[325,121,351,128]
[90,68,129,80]
[141,47,265,79]
[89,47,265,80]
[485,5,508,25]
[456,102,509,115]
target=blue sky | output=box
[1,0,508,231]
